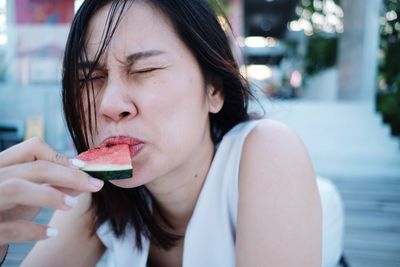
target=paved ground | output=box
[334,176,400,267]
[3,99,400,267]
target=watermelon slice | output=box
[76,144,133,180]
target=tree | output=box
[377,0,400,136]
[292,0,343,76]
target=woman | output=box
[2,0,322,266]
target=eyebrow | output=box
[125,50,165,65]
[77,50,165,70]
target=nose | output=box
[98,80,137,122]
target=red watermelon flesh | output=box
[76,144,133,180]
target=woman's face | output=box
[81,1,223,188]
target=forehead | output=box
[85,1,176,59]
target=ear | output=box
[206,83,224,114]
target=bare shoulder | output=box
[244,119,309,161]
[240,118,314,178]
[236,119,322,266]
[239,118,318,204]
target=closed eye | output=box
[129,67,162,76]
[78,75,106,83]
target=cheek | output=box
[162,75,206,110]
[154,85,206,135]
[80,90,104,147]
[152,79,209,144]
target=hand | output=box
[0,137,104,245]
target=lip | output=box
[100,136,144,147]
[100,136,145,158]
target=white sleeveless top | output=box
[97,119,343,267]
[97,119,260,267]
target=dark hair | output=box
[62,0,254,250]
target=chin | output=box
[108,164,149,188]
[109,177,143,188]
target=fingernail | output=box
[46,227,58,238]
[64,195,78,208]
[89,177,104,189]
[70,158,86,168]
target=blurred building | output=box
[228,0,303,98]
[229,0,381,102]
[0,0,75,153]
[0,0,386,151]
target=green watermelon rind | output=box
[83,168,133,180]
[76,143,133,180]
[82,164,132,171]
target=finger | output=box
[0,220,58,244]
[0,160,104,192]
[3,205,41,221]
[52,186,81,197]
[0,179,77,211]
[0,137,70,168]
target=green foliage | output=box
[305,36,338,76]
[377,0,400,136]
[379,0,400,92]
[299,0,341,16]
[296,0,342,78]
[377,91,400,136]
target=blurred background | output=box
[1,0,399,266]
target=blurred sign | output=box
[17,26,69,85]
[16,0,73,24]
[24,117,44,140]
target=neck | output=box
[145,139,215,234]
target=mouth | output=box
[100,136,145,158]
